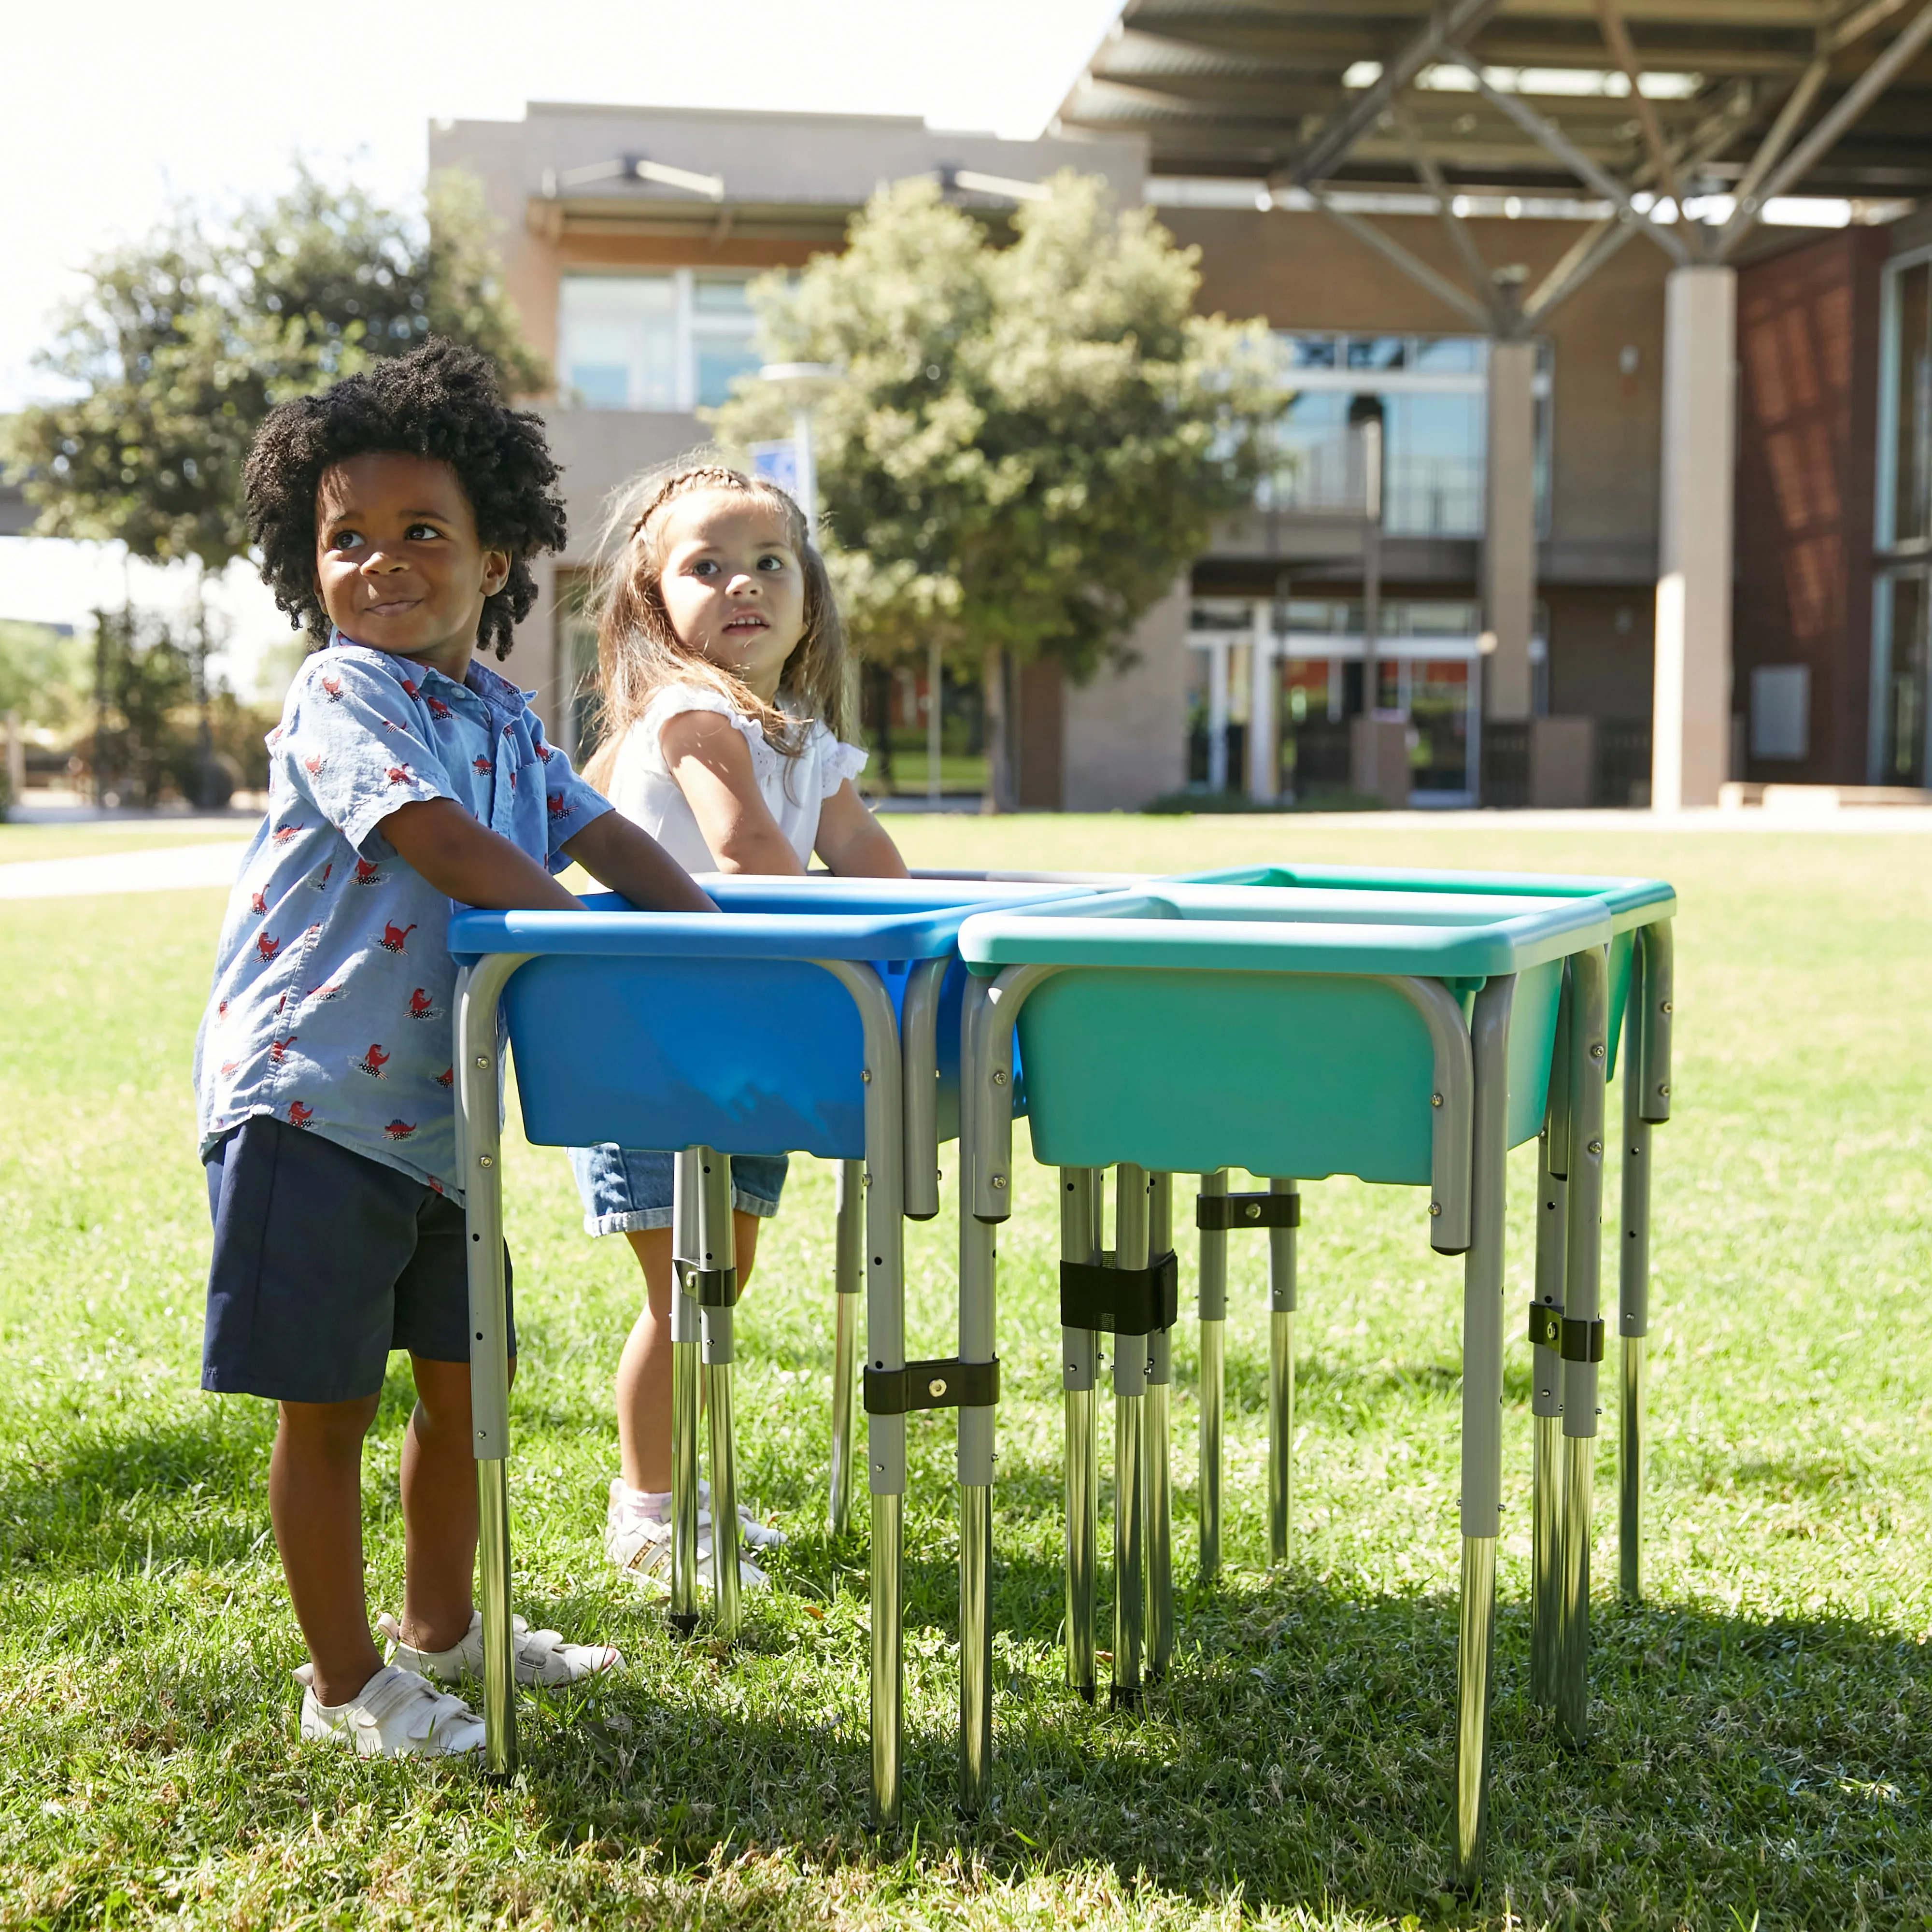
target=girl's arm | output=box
[815,780,910,879]
[660,709,804,875]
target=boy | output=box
[196,340,712,1756]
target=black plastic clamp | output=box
[1527,1302,1563,1350]
[863,1356,1000,1415]
[1561,1317,1605,1363]
[1196,1192,1300,1232]
[674,1260,739,1308]
[1060,1250,1179,1337]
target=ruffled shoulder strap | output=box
[630,683,778,788]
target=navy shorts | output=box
[567,1145,789,1236]
[202,1114,515,1404]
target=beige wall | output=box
[1062,581,1190,810]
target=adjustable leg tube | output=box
[1196,1170,1228,1587]
[455,956,527,1778]
[690,1149,742,1637]
[1531,976,1571,1708]
[669,1282,702,1639]
[1266,1179,1300,1568]
[1111,1163,1149,1711]
[1145,1173,1175,1683]
[1559,948,1609,1751]
[1060,1168,1103,1703]
[830,1158,864,1536]
[959,1197,998,1810]
[1455,972,1515,1886]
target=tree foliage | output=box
[3,168,544,573]
[710,173,1284,683]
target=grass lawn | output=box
[0,822,255,866]
[1,817,1928,1929]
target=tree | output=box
[709,172,1285,804]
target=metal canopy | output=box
[1057,1,1932,226]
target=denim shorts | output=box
[568,1145,789,1236]
[203,1113,515,1404]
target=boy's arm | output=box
[660,710,805,876]
[382,799,584,911]
[814,780,909,879]
[562,810,720,911]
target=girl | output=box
[573,459,909,1591]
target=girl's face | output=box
[655,491,807,701]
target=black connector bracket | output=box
[1196,1192,1300,1232]
[1527,1302,1563,1350]
[674,1260,739,1308]
[1561,1316,1605,1363]
[1061,1250,1179,1337]
[864,1356,1000,1415]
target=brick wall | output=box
[1733,228,1888,784]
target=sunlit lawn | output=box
[1,816,1928,1929]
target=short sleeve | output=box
[527,710,612,867]
[814,727,869,800]
[636,683,781,789]
[277,655,456,859]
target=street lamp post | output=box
[757,362,840,540]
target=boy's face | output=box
[314,454,510,678]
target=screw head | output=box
[1588,1139,1604,1155]
[1658,1082,1670,1097]
[861,1068,872,1084]
[1661,1000,1673,1013]
[991,1173,1008,1191]
[1244,1202,1261,1220]
[478,1154,494,1167]
[928,1378,948,1400]
[1591,1043,1605,1059]
[474,1055,489,1068]
[1428,1201,1442,1217]
[992,1069,1008,1086]
[1432,1092,1443,1108]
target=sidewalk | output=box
[0,842,247,901]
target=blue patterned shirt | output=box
[193,635,611,1200]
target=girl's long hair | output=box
[580,456,849,793]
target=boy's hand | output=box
[562,811,719,912]
[382,798,583,911]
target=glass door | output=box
[1877,571,1929,786]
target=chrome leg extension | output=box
[1110,1163,1149,1711]
[669,1279,702,1640]
[1196,1170,1228,1588]
[1558,948,1609,1751]
[958,1206,998,1810]
[675,1148,742,1637]
[829,1157,864,1536]
[1455,972,1515,1886]
[1267,1178,1299,1568]
[1060,1167,1103,1703]
[1530,982,1570,1706]
[1145,1173,1175,1682]
[455,955,527,1777]
[1619,921,1669,1603]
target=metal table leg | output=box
[455,954,528,1778]
[1266,1177,1299,1568]
[829,1157,864,1536]
[1531,975,1571,1707]
[1195,1170,1227,1588]
[1060,1167,1103,1703]
[1455,972,1515,1886]
[1620,920,1672,1603]
[1111,1163,1149,1711]
[1145,1172,1174,1682]
[1559,948,1609,1751]
[675,1148,742,1637]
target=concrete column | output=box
[1206,641,1229,792]
[1653,264,1736,812]
[1247,602,1278,801]
[1483,338,1537,721]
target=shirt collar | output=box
[325,630,529,712]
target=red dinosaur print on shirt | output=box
[304,753,325,776]
[385,765,412,785]
[217,999,228,1017]
[471,755,493,776]
[353,857,382,886]
[383,1119,417,1140]
[219,1059,240,1077]
[268,1035,297,1064]
[287,1100,315,1127]
[268,725,284,746]
[400,678,420,700]
[307,979,345,1003]
[354,1044,391,1079]
[547,793,571,821]
[535,740,554,763]
[426,695,452,720]
[256,933,281,962]
[426,1176,445,1195]
[378,921,417,955]
[435,1065,455,1088]
[271,824,303,844]
[311,863,332,890]
[321,675,343,700]
[406,988,441,1022]
[250,889,268,915]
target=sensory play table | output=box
[448,875,1092,1819]
[951,879,1669,1878]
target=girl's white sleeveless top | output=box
[601,682,869,875]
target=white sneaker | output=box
[605,1479,771,1593]
[377,1609,622,1688]
[295,1662,485,1758]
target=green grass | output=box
[3,819,1930,1928]
[0,822,251,865]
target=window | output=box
[1878,252,1932,551]
[1261,333,1553,538]
[558,270,763,412]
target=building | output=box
[443,5,1932,808]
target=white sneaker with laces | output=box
[295,1662,486,1758]
[604,1479,771,1592]
[376,1609,622,1687]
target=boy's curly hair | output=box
[243,339,567,660]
